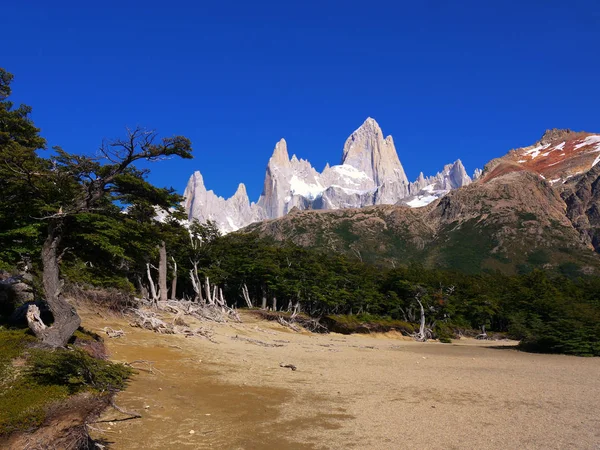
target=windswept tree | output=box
[37,131,192,347]
[0,68,193,347]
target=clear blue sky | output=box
[4,0,599,201]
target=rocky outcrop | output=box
[183,171,262,233]
[562,164,600,252]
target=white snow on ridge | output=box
[289,175,324,200]
[523,143,550,159]
[575,135,600,149]
[592,154,600,168]
[554,142,565,151]
[406,193,442,208]
[405,187,450,208]
[329,164,371,180]
[329,184,371,195]
[226,217,240,232]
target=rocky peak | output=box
[446,160,471,189]
[269,138,290,168]
[233,183,248,198]
[341,117,408,201]
[539,128,572,146]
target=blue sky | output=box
[4,0,599,201]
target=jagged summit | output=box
[538,128,573,146]
[184,118,475,232]
[233,183,247,197]
[341,117,408,191]
[270,138,290,166]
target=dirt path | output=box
[83,310,600,450]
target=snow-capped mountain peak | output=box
[183,118,474,232]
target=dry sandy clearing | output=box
[83,309,600,450]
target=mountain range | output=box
[243,127,600,274]
[182,118,600,274]
[183,118,475,233]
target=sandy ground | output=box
[82,309,600,450]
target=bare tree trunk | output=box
[189,262,204,303]
[190,269,199,301]
[146,263,159,304]
[242,284,252,308]
[27,221,81,348]
[197,278,204,304]
[205,277,213,305]
[415,297,427,342]
[218,287,225,308]
[272,296,277,312]
[261,287,267,310]
[159,241,168,303]
[136,274,149,299]
[291,301,300,320]
[476,324,488,340]
[170,256,177,301]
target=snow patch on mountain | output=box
[289,175,324,199]
[575,135,600,149]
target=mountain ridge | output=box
[183,118,474,232]
[242,128,600,274]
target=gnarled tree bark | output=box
[27,221,81,348]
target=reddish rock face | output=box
[482,130,600,184]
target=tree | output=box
[0,77,194,347]
[0,68,48,269]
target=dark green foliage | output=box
[518,212,538,222]
[436,220,497,273]
[0,380,69,436]
[27,348,132,394]
[195,233,600,355]
[0,327,131,436]
[434,323,454,343]
[527,249,550,266]
[0,328,36,381]
[323,314,415,335]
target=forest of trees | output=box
[1,67,599,356]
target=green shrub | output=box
[434,323,454,343]
[0,380,69,435]
[27,348,132,394]
[0,327,132,436]
[0,328,36,382]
